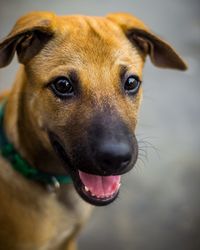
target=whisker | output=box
[134,134,161,169]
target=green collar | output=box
[0,100,72,186]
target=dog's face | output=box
[0,12,187,206]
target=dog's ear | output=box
[0,11,56,68]
[107,13,187,70]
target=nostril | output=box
[120,159,131,168]
[96,142,132,171]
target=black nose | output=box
[95,141,132,173]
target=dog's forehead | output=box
[54,15,132,59]
[52,15,143,65]
[28,15,144,86]
[57,15,124,40]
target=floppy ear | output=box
[107,13,187,70]
[0,11,56,68]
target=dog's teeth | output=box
[84,186,89,192]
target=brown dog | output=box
[0,12,187,250]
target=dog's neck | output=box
[4,66,67,176]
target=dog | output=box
[0,12,187,250]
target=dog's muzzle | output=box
[48,115,138,206]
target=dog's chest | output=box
[0,158,92,250]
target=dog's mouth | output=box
[49,133,121,206]
[76,170,121,206]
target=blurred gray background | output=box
[0,0,199,249]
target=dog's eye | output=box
[51,77,74,98]
[124,75,141,95]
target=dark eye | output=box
[51,77,74,98]
[124,75,141,95]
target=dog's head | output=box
[0,12,187,206]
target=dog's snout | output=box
[85,112,137,175]
[95,141,132,173]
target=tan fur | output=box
[0,12,187,249]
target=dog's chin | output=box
[49,134,122,206]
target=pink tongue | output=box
[79,171,121,198]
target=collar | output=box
[0,100,72,187]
